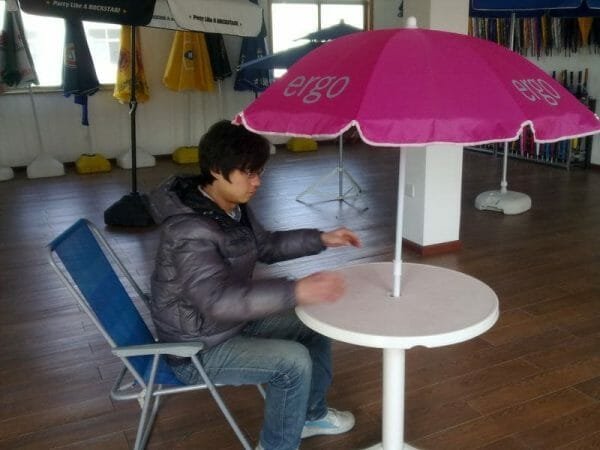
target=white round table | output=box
[296,262,499,450]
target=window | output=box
[270,0,367,77]
[0,3,119,87]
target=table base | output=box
[363,443,419,450]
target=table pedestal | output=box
[363,349,418,450]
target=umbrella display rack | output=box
[469,16,600,57]
[467,68,596,170]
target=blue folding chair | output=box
[48,219,264,450]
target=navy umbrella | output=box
[234,0,270,95]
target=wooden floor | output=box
[1,143,599,450]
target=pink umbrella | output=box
[234,18,600,296]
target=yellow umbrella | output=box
[113,25,149,103]
[163,31,215,92]
[578,17,593,47]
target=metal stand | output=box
[295,136,362,205]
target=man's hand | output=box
[295,271,346,305]
[321,227,361,248]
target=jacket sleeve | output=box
[246,207,326,264]
[167,220,298,322]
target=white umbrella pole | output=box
[500,142,508,193]
[392,148,407,298]
[28,84,44,154]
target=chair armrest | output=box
[112,342,204,358]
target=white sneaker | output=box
[301,408,356,439]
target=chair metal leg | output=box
[257,384,266,399]
[134,355,161,450]
[191,355,253,450]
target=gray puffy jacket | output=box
[147,175,326,348]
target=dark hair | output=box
[197,120,270,187]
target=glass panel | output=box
[271,3,318,52]
[271,3,318,77]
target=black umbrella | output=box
[62,19,100,126]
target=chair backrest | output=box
[48,219,178,384]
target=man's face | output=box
[212,168,263,205]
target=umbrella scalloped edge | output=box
[233,115,600,147]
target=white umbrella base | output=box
[26,154,65,179]
[474,190,532,215]
[116,148,156,169]
[0,167,14,181]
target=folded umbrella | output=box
[0,0,38,87]
[204,33,232,81]
[234,0,271,94]
[63,19,100,126]
[113,26,150,104]
[163,31,215,92]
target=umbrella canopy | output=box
[113,26,149,103]
[235,28,600,146]
[148,0,262,37]
[234,0,271,94]
[297,20,362,42]
[238,41,321,71]
[205,33,232,81]
[62,19,100,126]
[163,31,215,92]
[235,22,600,296]
[0,0,38,88]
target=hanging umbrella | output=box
[163,31,215,92]
[205,33,232,118]
[204,33,232,81]
[63,19,100,126]
[234,0,271,95]
[114,26,150,104]
[235,20,600,297]
[163,30,214,153]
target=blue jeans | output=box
[170,311,332,450]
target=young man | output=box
[148,120,361,450]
